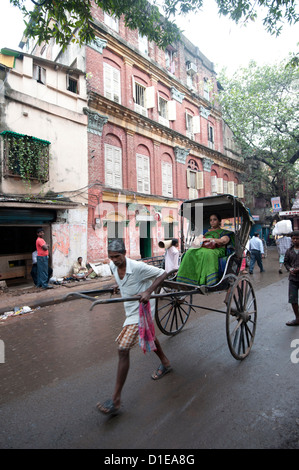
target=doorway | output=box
[139,221,152,258]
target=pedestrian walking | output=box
[96,239,172,416]
[284,231,299,326]
[248,232,265,274]
[36,228,53,289]
[164,238,180,273]
[276,234,292,273]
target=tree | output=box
[11,0,299,50]
[218,58,299,209]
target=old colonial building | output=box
[0,49,88,279]
[4,1,245,279]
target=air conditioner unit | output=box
[186,62,197,75]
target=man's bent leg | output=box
[112,348,130,409]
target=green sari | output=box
[176,229,233,286]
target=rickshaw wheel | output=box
[155,287,193,336]
[226,276,257,360]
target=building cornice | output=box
[87,91,245,172]
[89,21,222,119]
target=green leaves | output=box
[4,133,50,191]
[218,57,299,204]
[11,0,298,49]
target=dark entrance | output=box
[139,221,152,258]
[0,208,56,280]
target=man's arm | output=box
[138,270,169,303]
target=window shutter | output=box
[193,115,200,134]
[114,147,122,188]
[162,162,173,197]
[143,156,150,193]
[217,178,224,194]
[185,111,190,130]
[186,112,193,139]
[104,64,112,100]
[112,67,121,103]
[146,86,155,109]
[167,100,176,121]
[132,76,136,102]
[33,65,39,81]
[41,67,46,84]
[228,181,235,195]
[237,184,244,198]
[104,64,120,103]
[196,172,204,190]
[105,145,114,187]
[105,144,122,189]
[136,154,150,194]
[211,175,217,195]
[186,169,191,188]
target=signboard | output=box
[279,210,299,217]
[271,197,281,212]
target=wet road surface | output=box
[1,247,299,449]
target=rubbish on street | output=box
[0,305,33,321]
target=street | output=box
[1,247,299,449]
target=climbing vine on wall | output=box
[1,131,50,188]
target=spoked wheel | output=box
[226,276,257,360]
[155,287,194,336]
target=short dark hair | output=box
[108,238,126,253]
[171,238,179,246]
[37,227,44,234]
[291,230,299,237]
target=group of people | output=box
[96,217,299,416]
[32,219,299,416]
[31,228,93,288]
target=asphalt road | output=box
[1,248,299,450]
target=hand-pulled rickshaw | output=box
[64,195,257,360]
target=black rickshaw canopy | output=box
[179,194,254,256]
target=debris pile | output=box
[0,305,35,321]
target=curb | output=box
[0,278,115,316]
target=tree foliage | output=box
[218,58,299,208]
[10,0,299,50]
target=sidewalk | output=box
[0,275,115,316]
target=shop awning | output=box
[0,208,56,225]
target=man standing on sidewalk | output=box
[284,231,299,326]
[249,232,265,274]
[36,228,53,289]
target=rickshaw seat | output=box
[218,232,235,277]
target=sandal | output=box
[151,364,172,380]
[286,320,299,326]
[96,399,120,415]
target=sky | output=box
[0,0,298,75]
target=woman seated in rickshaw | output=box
[176,213,234,286]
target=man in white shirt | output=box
[164,238,180,273]
[96,239,171,416]
[249,233,265,274]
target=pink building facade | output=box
[27,2,245,263]
[83,6,244,261]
